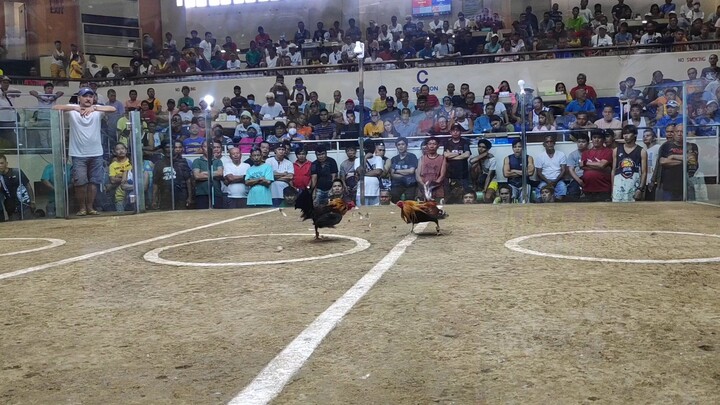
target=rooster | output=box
[295,189,355,239]
[396,199,448,235]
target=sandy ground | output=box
[1,202,719,404]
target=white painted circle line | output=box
[143,233,371,267]
[0,238,66,257]
[505,230,720,264]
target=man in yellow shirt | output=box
[108,143,132,211]
[363,111,384,138]
[371,85,389,112]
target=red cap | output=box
[345,99,355,104]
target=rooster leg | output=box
[410,222,415,234]
[315,226,320,240]
[434,220,441,235]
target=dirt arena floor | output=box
[1,202,719,404]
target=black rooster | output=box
[295,189,355,239]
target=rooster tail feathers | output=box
[294,188,314,220]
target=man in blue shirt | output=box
[565,88,596,116]
[656,100,684,138]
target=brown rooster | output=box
[295,189,355,239]
[396,200,448,235]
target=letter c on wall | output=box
[417,70,428,84]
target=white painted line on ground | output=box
[505,229,720,264]
[143,233,371,267]
[0,209,277,281]
[0,238,66,257]
[229,223,428,405]
[692,201,720,208]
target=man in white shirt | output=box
[328,42,343,64]
[223,147,251,208]
[288,44,302,66]
[429,13,443,32]
[267,143,294,207]
[259,93,285,119]
[0,76,21,148]
[534,134,568,201]
[52,88,117,216]
[591,26,614,47]
[198,31,214,61]
[357,143,384,206]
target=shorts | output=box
[72,156,104,186]
[612,173,641,202]
[50,64,67,78]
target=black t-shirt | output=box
[152,156,192,198]
[390,153,419,187]
[0,168,30,212]
[659,141,699,192]
[230,96,247,111]
[443,138,471,179]
[311,157,339,191]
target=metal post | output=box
[682,84,688,202]
[520,87,528,204]
[129,111,144,213]
[50,110,69,219]
[206,109,213,210]
[357,49,366,206]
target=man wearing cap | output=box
[53,88,117,216]
[328,42,343,65]
[484,34,501,53]
[379,97,400,122]
[591,26,613,47]
[650,87,682,120]
[656,100,684,137]
[0,76,20,148]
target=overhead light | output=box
[203,95,215,109]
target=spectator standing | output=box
[53,88,117,216]
[310,145,338,206]
[0,153,35,220]
[580,131,613,201]
[612,125,648,202]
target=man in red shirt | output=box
[580,131,612,201]
[570,73,598,102]
[292,148,312,190]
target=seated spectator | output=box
[564,132,589,201]
[469,139,498,203]
[650,87,683,120]
[484,34,501,53]
[503,138,535,201]
[534,134,567,201]
[591,25,613,47]
[496,40,519,62]
[182,124,205,153]
[259,92,285,119]
[656,100,684,137]
[532,111,557,131]
[493,184,514,204]
[381,119,401,138]
[565,88,596,116]
[570,73,597,101]
[594,105,622,136]
[474,103,502,133]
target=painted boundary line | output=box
[0,209,277,281]
[229,223,428,405]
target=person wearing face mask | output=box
[245,94,261,117]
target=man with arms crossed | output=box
[54,88,117,215]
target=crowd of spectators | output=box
[4,51,716,221]
[43,0,720,82]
